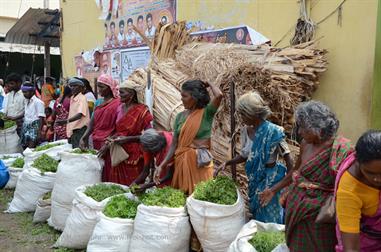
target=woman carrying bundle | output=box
[154,79,223,194]
[216,91,293,224]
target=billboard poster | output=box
[74,51,111,86]
[111,51,121,80]
[190,25,270,46]
[97,0,176,50]
[121,47,150,80]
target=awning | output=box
[5,8,60,47]
[0,42,60,55]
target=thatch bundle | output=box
[174,41,327,162]
[125,22,326,210]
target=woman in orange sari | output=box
[100,80,153,185]
[154,80,223,194]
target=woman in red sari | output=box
[99,79,153,185]
[80,74,120,183]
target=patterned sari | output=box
[285,136,353,252]
[102,103,152,185]
[245,120,287,224]
[53,98,70,140]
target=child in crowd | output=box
[40,107,55,142]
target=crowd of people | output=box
[0,72,380,252]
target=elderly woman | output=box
[269,101,353,252]
[99,80,153,185]
[335,130,381,252]
[217,91,293,224]
[132,129,174,189]
[154,80,223,194]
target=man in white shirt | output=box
[118,19,125,46]
[2,73,26,135]
[145,13,156,39]
[20,82,45,148]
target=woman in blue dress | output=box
[216,91,293,223]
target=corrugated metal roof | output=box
[0,42,60,55]
[5,8,60,47]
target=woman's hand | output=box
[79,137,89,150]
[55,119,67,126]
[214,162,226,177]
[153,165,162,185]
[97,143,110,158]
[259,188,275,207]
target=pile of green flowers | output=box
[11,157,24,168]
[249,232,285,252]
[140,187,186,208]
[103,195,140,219]
[71,149,97,155]
[32,154,59,174]
[34,143,64,152]
[193,176,237,205]
[0,113,16,129]
[84,184,127,202]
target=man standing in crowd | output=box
[41,76,57,107]
[56,78,90,148]
[20,82,45,148]
[2,73,25,136]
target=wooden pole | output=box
[44,41,51,78]
[230,81,237,181]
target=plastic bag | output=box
[0,125,22,154]
[55,183,129,249]
[5,167,23,189]
[48,151,103,231]
[33,196,51,223]
[0,160,9,188]
[228,220,287,252]
[6,168,55,213]
[129,204,191,252]
[187,189,246,252]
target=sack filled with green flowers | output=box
[129,187,191,252]
[187,176,246,252]
[87,194,140,251]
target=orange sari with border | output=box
[171,109,213,194]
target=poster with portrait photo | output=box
[101,0,176,50]
[111,51,121,80]
[121,47,150,80]
[190,25,270,46]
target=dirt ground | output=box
[0,189,79,252]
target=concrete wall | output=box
[60,0,379,141]
[0,17,17,36]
